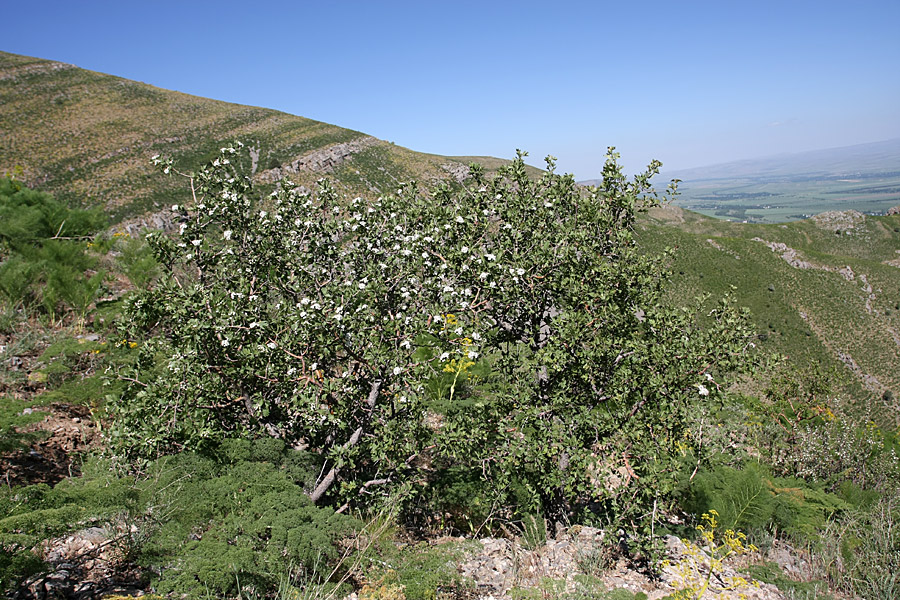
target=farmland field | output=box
[672,170,900,223]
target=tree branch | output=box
[309,378,383,504]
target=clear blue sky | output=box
[4,0,899,178]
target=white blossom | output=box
[697,384,709,396]
[223,230,233,240]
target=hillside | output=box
[3,50,898,426]
[638,203,900,425]
[0,50,503,223]
[1,57,899,595]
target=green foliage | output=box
[0,547,44,593]
[111,146,757,564]
[115,233,160,289]
[763,363,839,432]
[745,562,834,600]
[680,462,851,539]
[818,497,900,599]
[0,443,356,596]
[362,539,473,600]
[520,513,547,550]
[0,467,139,591]
[0,177,106,320]
[149,461,355,596]
[0,397,47,453]
[599,591,648,600]
[0,177,104,249]
[764,415,900,493]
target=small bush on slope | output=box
[0,440,356,595]
[0,176,106,321]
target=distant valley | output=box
[579,139,900,223]
[668,140,900,223]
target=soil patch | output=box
[1,403,100,487]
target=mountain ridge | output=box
[0,50,518,223]
[661,138,900,182]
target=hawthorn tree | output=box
[110,144,755,532]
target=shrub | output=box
[111,146,756,543]
[0,446,356,596]
[680,462,851,539]
[115,234,159,289]
[819,496,900,599]
[0,177,106,320]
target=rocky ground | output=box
[10,502,813,600]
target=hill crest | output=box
[0,50,491,222]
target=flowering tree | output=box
[111,144,755,526]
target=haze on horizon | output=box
[4,0,899,178]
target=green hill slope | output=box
[0,50,489,223]
[638,204,900,425]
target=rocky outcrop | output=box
[752,238,858,282]
[0,60,74,82]
[456,527,787,599]
[811,210,865,231]
[257,137,380,182]
[116,208,179,236]
[441,162,471,183]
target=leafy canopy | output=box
[111,145,756,531]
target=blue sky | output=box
[4,0,899,178]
